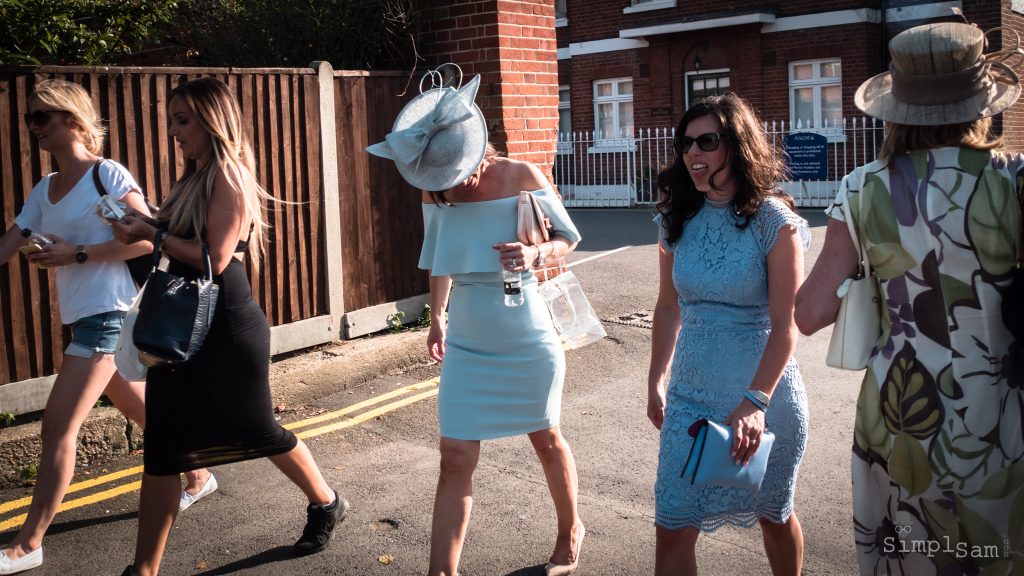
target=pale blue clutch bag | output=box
[681,419,775,492]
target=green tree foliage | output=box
[0,0,179,65]
[172,0,427,69]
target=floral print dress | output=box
[828,148,1023,576]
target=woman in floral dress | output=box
[796,21,1023,575]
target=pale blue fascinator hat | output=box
[366,64,488,192]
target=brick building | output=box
[556,0,1023,146]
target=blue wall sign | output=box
[784,132,828,181]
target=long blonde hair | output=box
[32,79,106,154]
[158,77,271,271]
[878,118,1001,165]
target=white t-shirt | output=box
[15,160,142,324]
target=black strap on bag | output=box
[92,159,156,287]
[132,230,220,367]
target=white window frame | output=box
[684,68,730,110]
[788,58,843,136]
[557,85,573,155]
[555,0,567,26]
[623,0,676,14]
[592,77,634,149]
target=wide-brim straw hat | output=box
[366,71,487,192]
[855,22,1022,126]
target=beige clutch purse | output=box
[516,191,565,282]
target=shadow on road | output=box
[193,545,294,575]
[504,564,547,575]
[0,510,139,540]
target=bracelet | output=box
[743,389,769,412]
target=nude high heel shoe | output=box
[544,524,585,576]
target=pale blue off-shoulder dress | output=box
[420,185,582,441]
[655,197,810,531]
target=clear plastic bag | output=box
[538,270,606,350]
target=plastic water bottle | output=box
[503,268,524,307]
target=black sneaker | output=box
[121,566,140,576]
[292,490,349,555]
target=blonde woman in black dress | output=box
[0,79,210,576]
[112,77,346,576]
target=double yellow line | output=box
[0,377,439,533]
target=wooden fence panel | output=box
[0,66,329,386]
[334,72,428,313]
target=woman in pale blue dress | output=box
[366,70,585,576]
[646,94,809,575]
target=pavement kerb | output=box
[0,327,430,490]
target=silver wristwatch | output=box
[747,389,771,408]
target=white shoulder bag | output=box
[114,283,148,381]
[825,190,882,370]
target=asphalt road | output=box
[0,207,863,576]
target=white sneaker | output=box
[0,546,43,575]
[179,473,218,511]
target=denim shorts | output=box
[65,311,123,358]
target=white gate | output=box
[553,117,883,208]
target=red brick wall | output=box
[494,0,560,169]
[565,51,644,133]
[563,0,880,44]
[998,3,1024,153]
[419,0,559,177]
[761,23,879,125]
[562,21,877,134]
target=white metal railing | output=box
[553,117,884,208]
[766,117,884,207]
[554,128,675,208]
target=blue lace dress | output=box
[655,197,811,531]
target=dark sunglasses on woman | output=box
[676,132,723,152]
[23,109,63,127]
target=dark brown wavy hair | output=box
[656,93,793,246]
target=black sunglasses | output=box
[676,132,723,152]
[23,109,63,127]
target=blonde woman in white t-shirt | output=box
[0,80,211,576]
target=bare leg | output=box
[527,426,583,565]
[655,525,699,576]
[131,473,180,576]
[181,469,212,495]
[103,372,209,494]
[103,372,146,425]
[427,438,480,576]
[267,440,334,505]
[0,353,117,561]
[759,513,804,576]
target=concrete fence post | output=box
[311,60,346,337]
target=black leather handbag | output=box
[133,230,220,367]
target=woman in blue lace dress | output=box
[646,94,810,575]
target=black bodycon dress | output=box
[143,240,297,475]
